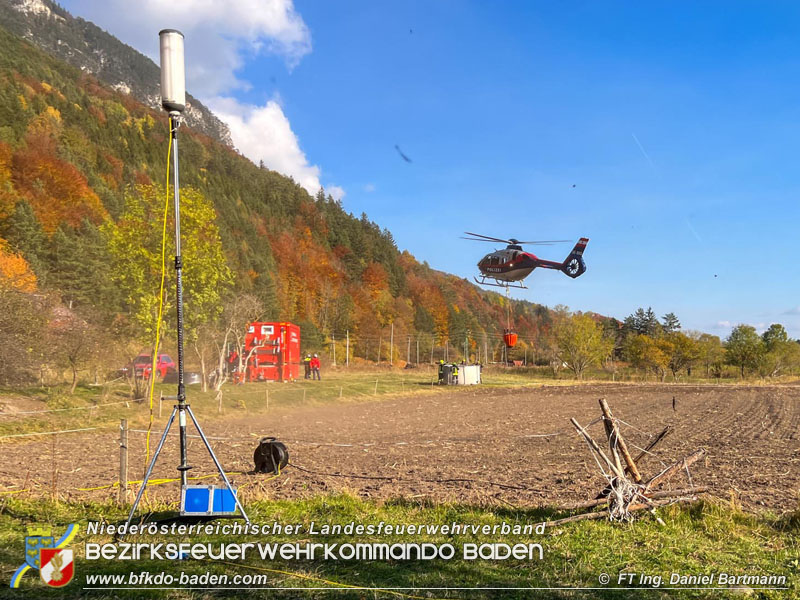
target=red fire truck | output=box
[241,322,300,382]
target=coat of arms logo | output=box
[10,523,78,588]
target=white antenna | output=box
[126,29,249,529]
[159,29,186,113]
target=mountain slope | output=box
[0,21,574,364]
[0,0,233,146]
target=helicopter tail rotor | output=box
[561,238,589,278]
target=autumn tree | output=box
[624,334,669,381]
[556,313,613,379]
[661,331,700,380]
[0,237,36,292]
[692,332,725,378]
[725,325,764,378]
[105,184,232,345]
[49,313,102,393]
[760,323,800,377]
[0,283,47,384]
[202,293,264,391]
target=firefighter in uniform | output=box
[303,354,312,379]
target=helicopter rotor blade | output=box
[514,240,571,245]
[459,236,504,243]
[463,232,511,244]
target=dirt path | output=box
[1,383,798,511]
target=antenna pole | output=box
[171,114,190,486]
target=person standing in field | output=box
[303,354,312,379]
[311,354,321,380]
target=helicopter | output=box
[464,232,589,288]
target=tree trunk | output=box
[69,363,78,395]
[199,354,207,392]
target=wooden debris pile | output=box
[548,398,706,526]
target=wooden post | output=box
[416,337,419,365]
[374,379,378,396]
[332,333,336,366]
[407,336,411,364]
[390,323,394,366]
[158,391,163,418]
[646,449,706,491]
[217,390,222,413]
[346,330,350,368]
[265,388,269,412]
[339,386,343,398]
[599,399,624,476]
[570,418,625,479]
[633,426,672,464]
[119,419,128,505]
[303,388,306,402]
[599,398,642,483]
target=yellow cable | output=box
[145,116,173,467]
[77,471,251,492]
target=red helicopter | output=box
[464,232,589,288]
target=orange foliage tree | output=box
[0,237,36,292]
[11,145,107,233]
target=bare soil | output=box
[2,383,799,512]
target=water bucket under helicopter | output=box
[503,329,518,348]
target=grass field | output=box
[0,367,611,440]
[0,494,796,599]
[1,371,798,597]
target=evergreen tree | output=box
[662,312,681,333]
[0,200,47,279]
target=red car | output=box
[121,353,176,380]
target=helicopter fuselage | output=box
[477,244,562,283]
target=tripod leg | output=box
[186,406,250,524]
[125,407,178,528]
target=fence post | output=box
[374,379,378,396]
[346,330,350,368]
[265,388,269,412]
[339,386,343,398]
[119,419,128,505]
[158,391,163,418]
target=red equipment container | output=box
[243,322,300,382]
[503,328,518,348]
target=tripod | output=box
[125,402,250,525]
[125,114,249,527]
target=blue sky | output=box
[62,0,800,336]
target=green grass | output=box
[0,369,449,441]
[0,495,796,599]
[2,366,797,443]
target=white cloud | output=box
[783,306,800,315]
[712,320,732,330]
[326,186,346,201]
[209,96,344,197]
[68,0,311,96]
[363,183,376,193]
[68,0,344,198]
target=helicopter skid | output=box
[473,276,527,289]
